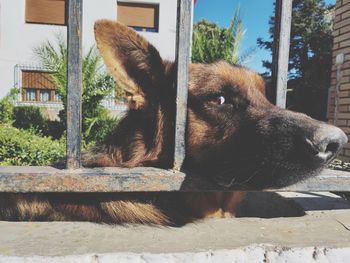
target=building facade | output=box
[328,0,350,161]
[0,0,178,110]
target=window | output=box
[21,70,59,102]
[40,90,51,102]
[25,0,66,25]
[117,2,159,32]
[54,92,61,102]
[24,89,36,102]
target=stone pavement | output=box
[0,192,349,262]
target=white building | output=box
[0,0,178,107]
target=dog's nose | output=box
[304,124,348,164]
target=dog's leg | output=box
[221,192,246,218]
[180,192,245,219]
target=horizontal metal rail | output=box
[0,167,349,192]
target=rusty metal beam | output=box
[0,166,185,192]
[0,167,349,192]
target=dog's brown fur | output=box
[0,192,245,225]
[0,20,345,226]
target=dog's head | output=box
[95,20,347,189]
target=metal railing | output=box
[0,0,349,192]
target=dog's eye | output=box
[218,96,225,105]
[209,95,226,105]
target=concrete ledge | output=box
[1,246,350,263]
[0,192,349,262]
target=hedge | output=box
[0,124,65,166]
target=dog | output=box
[0,20,347,226]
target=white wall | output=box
[120,0,177,61]
[0,0,177,98]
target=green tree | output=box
[0,88,19,124]
[258,0,334,120]
[34,35,121,145]
[192,7,255,64]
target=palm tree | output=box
[33,35,119,144]
[192,7,256,65]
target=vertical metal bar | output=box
[333,54,345,126]
[173,0,193,170]
[189,0,195,61]
[271,0,292,108]
[66,0,82,169]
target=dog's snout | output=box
[304,124,348,163]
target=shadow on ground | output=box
[235,192,306,218]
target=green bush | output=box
[0,88,19,124]
[83,109,119,146]
[11,104,117,145]
[43,119,65,140]
[0,98,13,124]
[12,106,65,139]
[0,124,65,166]
[12,106,46,131]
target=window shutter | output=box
[22,71,57,90]
[25,0,66,25]
[117,2,159,31]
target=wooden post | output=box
[66,0,83,169]
[271,0,293,108]
[173,0,193,170]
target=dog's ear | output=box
[94,19,165,109]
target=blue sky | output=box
[193,0,335,73]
